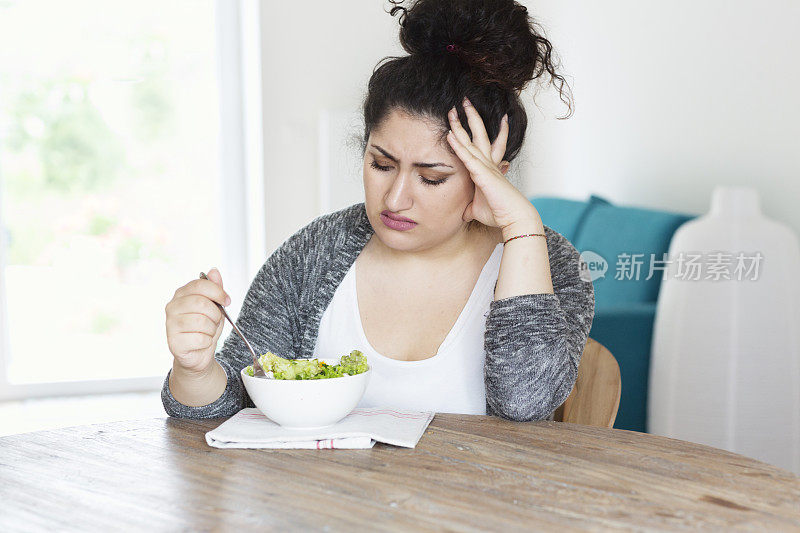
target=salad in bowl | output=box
[244,350,369,380]
[240,349,370,429]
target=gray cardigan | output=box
[161,202,595,421]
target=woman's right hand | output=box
[165,267,231,374]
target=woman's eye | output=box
[370,160,392,172]
[370,160,447,187]
[421,177,447,187]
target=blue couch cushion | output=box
[528,196,590,243]
[574,198,694,305]
[590,302,657,432]
[528,193,697,433]
[572,194,612,242]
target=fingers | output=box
[166,309,223,355]
[177,332,215,351]
[446,128,491,182]
[449,99,509,168]
[174,277,230,307]
[448,107,477,156]
[448,106,493,167]
[166,294,223,324]
[210,315,225,345]
[206,266,224,288]
[490,114,509,165]
[460,97,491,156]
[172,313,220,337]
[166,273,229,366]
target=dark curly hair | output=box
[359,0,573,232]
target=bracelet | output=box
[503,232,546,245]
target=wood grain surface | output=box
[1,414,798,532]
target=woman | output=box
[162,0,594,421]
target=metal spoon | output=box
[199,272,267,377]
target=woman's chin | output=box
[375,227,415,247]
[370,225,426,254]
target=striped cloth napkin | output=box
[205,407,435,449]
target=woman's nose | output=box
[384,171,413,210]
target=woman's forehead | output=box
[374,108,444,135]
[370,110,454,158]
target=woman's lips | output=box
[380,212,417,231]
[382,210,415,223]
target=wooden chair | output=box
[553,337,621,428]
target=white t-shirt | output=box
[311,243,504,414]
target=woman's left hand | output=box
[446,97,542,236]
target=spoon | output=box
[199,272,267,377]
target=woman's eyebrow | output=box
[370,144,453,168]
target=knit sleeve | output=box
[483,226,595,421]
[160,227,308,419]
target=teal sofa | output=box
[529,194,696,432]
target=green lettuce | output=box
[243,350,368,380]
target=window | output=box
[0,0,256,398]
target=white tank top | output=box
[312,243,504,414]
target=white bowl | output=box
[240,358,371,429]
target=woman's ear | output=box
[499,161,510,175]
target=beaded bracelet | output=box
[503,232,546,245]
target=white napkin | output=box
[205,407,435,449]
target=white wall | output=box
[258,0,800,255]
[526,0,800,230]
[258,1,398,253]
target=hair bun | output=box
[388,0,561,93]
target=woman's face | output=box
[362,108,476,253]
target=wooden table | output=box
[1,414,798,531]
